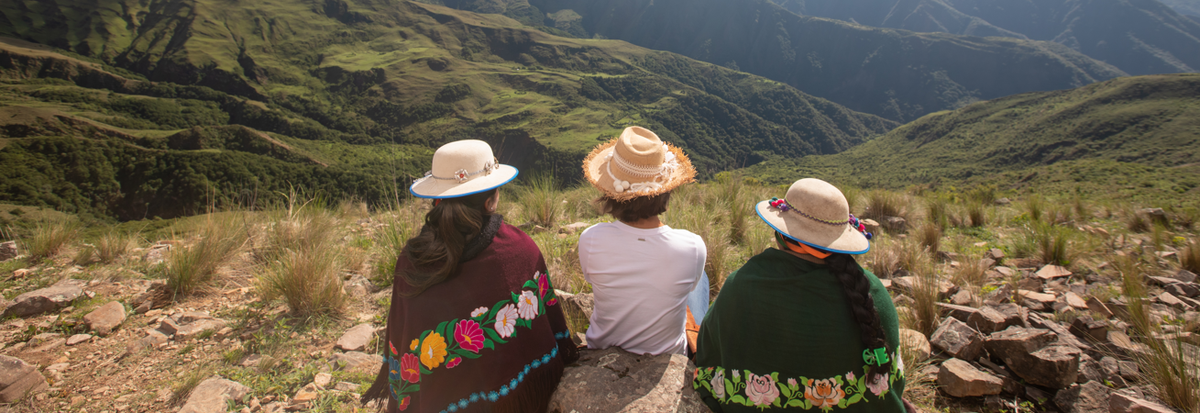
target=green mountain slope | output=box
[524,0,1127,122]
[745,74,1200,200]
[771,0,1200,76]
[0,0,895,219]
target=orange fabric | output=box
[783,239,832,259]
[686,306,700,354]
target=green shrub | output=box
[96,231,137,264]
[23,221,79,261]
[258,248,347,316]
[165,215,247,297]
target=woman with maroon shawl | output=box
[363,140,578,412]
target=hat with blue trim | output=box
[755,178,870,255]
[411,140,518,199]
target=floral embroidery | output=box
[517,291,539,319]
[495,304,518,337]
[866,373,889,396]
[692,356,903,411]
[454,320,485,353]
[746,372,781,407]
[805,378,844,410]
[400,353,420,384]
[386,271,563,409]
[420,332,448,369]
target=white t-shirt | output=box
[578,221,707,355]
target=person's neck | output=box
[621,216,664,229]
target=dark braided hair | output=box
[826,253,893,382]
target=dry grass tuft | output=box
[165,214,248,298]
[966,201,987,227]
[862,190,906,221]
[256,205,348,316]
[916,222,941,255]
[515,174,561,228]
[24,220,78,261]
[96,231,137,264]
[1182,240,1200,274]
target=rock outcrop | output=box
[549,347,708,413]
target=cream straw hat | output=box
[755,178,871,254]
[582,126,696,201]
[410,140,518,199]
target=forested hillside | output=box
[771,0,1200,76]
[0,0,894,220]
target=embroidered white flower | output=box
[495,304,518,338]
[711,369,726,400]
[517,291,539,320]
[470,307,488,317]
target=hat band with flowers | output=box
[420,157,501,184]
[768,198,873,241]
[605,145,679,194]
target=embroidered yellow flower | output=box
[420,332,448,370]
[410,338,419,351]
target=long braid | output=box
[827,253,893,381]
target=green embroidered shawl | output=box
[693,248,906,412]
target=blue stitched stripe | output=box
[554,331,571,340]
[438,345,560,413]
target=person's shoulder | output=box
[499,222,538,248]
[579,222,615,239]
[666,228,706,246]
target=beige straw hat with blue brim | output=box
[583,126,696,202]
[410,140,518,199]
[755,178,870,255]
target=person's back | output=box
[579,221,705,355]
[576,126,706,356]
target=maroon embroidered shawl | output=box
[366,221,578,412]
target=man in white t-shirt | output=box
[578,126,708,356]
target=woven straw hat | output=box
[583,126,696,201]
[410,140,518,199]
[755,178,870,254]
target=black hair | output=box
[398,189,497,296]
[826,253,893,381]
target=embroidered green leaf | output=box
[772,397,782,408]
[732,370,742,384]
[436,320,450,339]
[523,280,538,290]
[483,327,508,344]
[786,399,804,407]
[453,348,482,359]
[421,366,431,375]
[837,398,848,409]
[848,393,863,404]
[516,318,532,329]
[730,395,747,405]
[484,339,495,350]
[779,383,793,399]
[835,376,843,386]
[770,372,779,382]
[725,380,737,400]
[511,291,521,304]
[404,384,420,393]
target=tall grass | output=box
[258,248,348,316]
[911,265,942,337]
[1182,240,1200,274]
[966,201,987,227]
[96,231,137,264]
[1024,195,1045,223]
[916,222,940,255]
[862,190,906,220]
[515,174,561,228]
[925,198,950,230]
[1035,223,1073,266]
[371,201,424,288]
[23,220,78,261]
[165,214,248,297]
[1116,254,1200,412]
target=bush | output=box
[1182,240,1200,274]
[515,174,561,228]
[916,222,940,255]
[966,201,987,227]
[258,248,347,316]
[862,190,905,220]
[96,231,137,264]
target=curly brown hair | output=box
[594,192,672,223]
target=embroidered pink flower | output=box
[446,357,462,369]
[517,291,539,320]
[398,396,410,411]
[389,341,398,356]
[400,353,420,384]
[866,373,890,397]
[535,271,550,297]
[495,304,518,338]
[788,378,798,389]
[744,372,781,407]
[846,371,855,383]
[710,369,726,400]
[454,319,485,353]
[732,369,740,380]
[805,378,845,411]
[471,307,488,317]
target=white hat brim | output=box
[755,200,870,255]
[410,165,518,199]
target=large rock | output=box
[1069,316,1107,342]
[549,347,707,413]
[2,280,83,317]
[177,377,250,413]
[899,328,931,362]
[985,327,1055,363]
[937,358,1003,397]
[1036,265,1072,280]
[343,274,376,297]
[0,355,49,403]
[0,241,17,261]
[336,324,375,352]
[329,351,383,374]
[930,317,985,361]
[966,306,1013,334]
[1008,345,1081,389]
[131,282,172,313]
[1018,290,1057,311]
[83,301,126,336]
[1109,392,1176,413]
[1053,382,1110,413]
[556,290,595,326]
